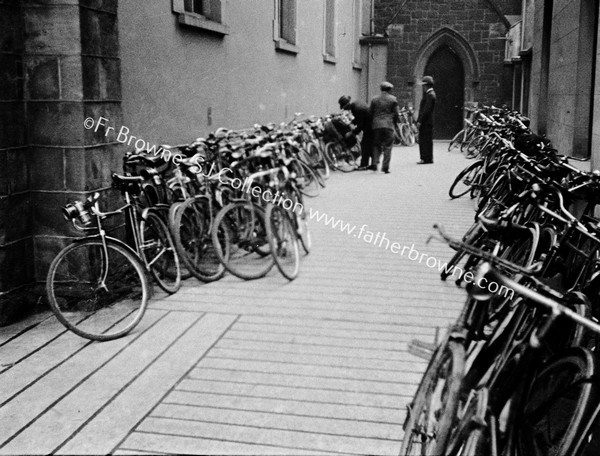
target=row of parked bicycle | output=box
[45,113,362,341]
[402,105,600,455]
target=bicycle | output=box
[403,226,600,456]
[46,175,181,341]
[264,164,311,280]
[394,107,418,146]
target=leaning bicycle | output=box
[46,174,181,341]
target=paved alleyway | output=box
[0,144,476,455]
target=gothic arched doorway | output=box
[413,28,479,140]
[424,45,464,139]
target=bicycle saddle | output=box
[112,173,143,183]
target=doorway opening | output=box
[424,45,465,139]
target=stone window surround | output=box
[172,0,229,36]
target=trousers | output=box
[418,125,433,163]
[372,128,394,171]
[359,129,374,167]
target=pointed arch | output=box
[413,27,480,106]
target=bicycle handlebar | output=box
[475,263,600,336]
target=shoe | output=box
[367,165,377,171]
[383,169,390,174]
[357,166,369,171]
[417,160,433,165]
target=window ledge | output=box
[352,61,362,70]
[323,53,337,64]
[177,12,229,35]
[275,39,299,54]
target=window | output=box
[361,0,371,36]
[323,0,336,63]
[352,0,363,68]
[172,0,228,36]
[274,0,298,54]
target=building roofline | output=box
[485,0,512,28]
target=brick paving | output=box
[0,143,476,455]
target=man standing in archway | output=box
[417,75,436,164]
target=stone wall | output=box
[0,0,123,324]
[593,5,600,169]
[374,0,521,110]
[0,1,33,323]
[529,0,598,158]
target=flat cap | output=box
[380,81,394,91]
[422,75,434,85]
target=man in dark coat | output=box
[417,75,436,164]
[369,81,400,173]
[338,95,373,169]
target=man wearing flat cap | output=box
[368,81,400,173]
[417,75,436,164]
[338,95,373,169]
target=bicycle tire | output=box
[212,202,274,280]
[305,142,329,184]
[449,160,484,199]
[325,142,357,172]
[287,186,311,254]
[401,123,416,146]
[292,159,321,198]
[476,173,513,218]
[516,348,599,456]
[173,196,227,283]
[167,201,192,280]
[265,204,300,280]
[401,339,466,455]
[466,135,488,159]
[140,211,181,293]
[393,122,403,145]
[448,129,465,152]
[46,239,150,341]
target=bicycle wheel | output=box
[393,122,403,145]
[173,196,227,283]
[516,348,599,456]
[440,224,486,281]
[287,185,311,254]
[465,135,488,159]
[325,142,357,172]
[167,201,192,280]
[305,142,329,184]
[448,129,465,152]
[291,160,321,198]
[140,211,181,293]
[46,239,150,341]
[265,204,300,280]
[401,339,466,455]
[449,160,484,199]
[401,123,416,146]
[212,202,274,280]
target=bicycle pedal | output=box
[408,339,436,360]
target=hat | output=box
[338,95,351,109]
[380,81,394,91]
[422,75,434,85]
